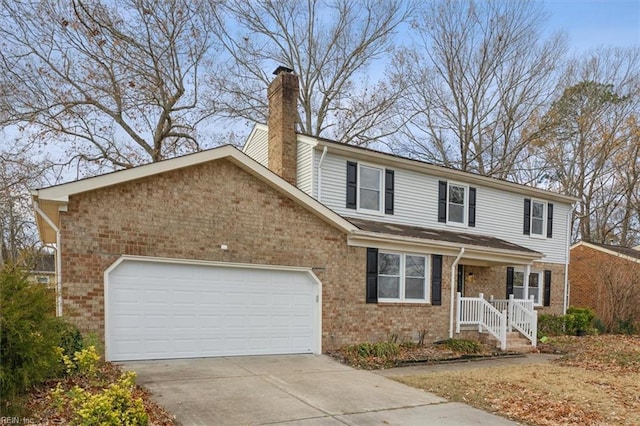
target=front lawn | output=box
[393,335,640,426]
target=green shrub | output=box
[567,307,596,333]
[57,321,84,358]
[611,317,637,335]
[538,314,567,336]
[0,267,64,411]
[436,339,482,354]
[51,371,148,425]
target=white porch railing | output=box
[489,295,538,347]
[456,292,507,350]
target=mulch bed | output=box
[328,341,523,370]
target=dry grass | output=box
[394,335,640,426]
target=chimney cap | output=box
[273,65,294,75]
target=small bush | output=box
[567,307,596,333]
[57,321,84,358]
[611,317,637,335]
[436,339,482,354]
[351,342,400,358]
[51,371,148,425]
[0,267,64,412]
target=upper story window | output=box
[346,161,394,215]
[447,183,466,224]
[359,165,382,212]
[524,198,553,238]
[438,181,476,227]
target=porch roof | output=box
[345,217,542,265]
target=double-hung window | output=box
[524,198,553,238]
[438,181,476,227]
[513,270,543,305]
[531,200,545,236]
[358,165,382,212]
[448,183,466,224]
[378,252,428,302]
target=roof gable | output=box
[32,145,356,244]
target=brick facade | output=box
[569,244,640,320]
[60,158,458,351]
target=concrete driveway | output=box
[120,354,515,425]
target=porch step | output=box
[481,332,535,353]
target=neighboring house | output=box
[32,68,577,362]
[26,253,56,288]
[569,241,640,327]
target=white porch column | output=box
[523,264,531,299]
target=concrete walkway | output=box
[121,354,517,425]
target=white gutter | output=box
[317,146,328,202]
[449,247,465,338]
[34,201,63,317]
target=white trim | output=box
[33,145,358,244]
[33,202,63,317]
[104,255,323,361]
[449,248,465,338]
[512,267,543,306]
[571,241,640,264]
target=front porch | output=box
[456,293,538,351]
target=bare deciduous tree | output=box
[534,48,640,245]
[210,0,414,145]
[593,259,640,332]
[0,0,218,169]
[392,0,565,179]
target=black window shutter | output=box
[431,255,443,305]
[506,267,514,298]
[346,161,357,209]
[547,203,554,238]
[366,248,379,303]
[438,181,447,223]
[468,187,476,227]
[384,169,394,215]
[523,198,531,235]
[543,270,552,307]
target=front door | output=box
[457,264,465,296]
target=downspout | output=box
[449,247,465,338]
[34,201,63,317]
[563,204,574,315]
[317,146,328,202]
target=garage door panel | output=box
[106,260,318,361]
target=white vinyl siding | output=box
[316,150,570,264]
[297,142,313,196]
[242,126,269,167]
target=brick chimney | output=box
[268,66,299,186]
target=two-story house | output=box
[32,68,575,362]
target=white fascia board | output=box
[34,145,240,202]
[348,232,542,265]
[32,144,356,236]
[571,241,640,264]
[317,140,578,205]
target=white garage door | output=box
[105,258,319,361]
